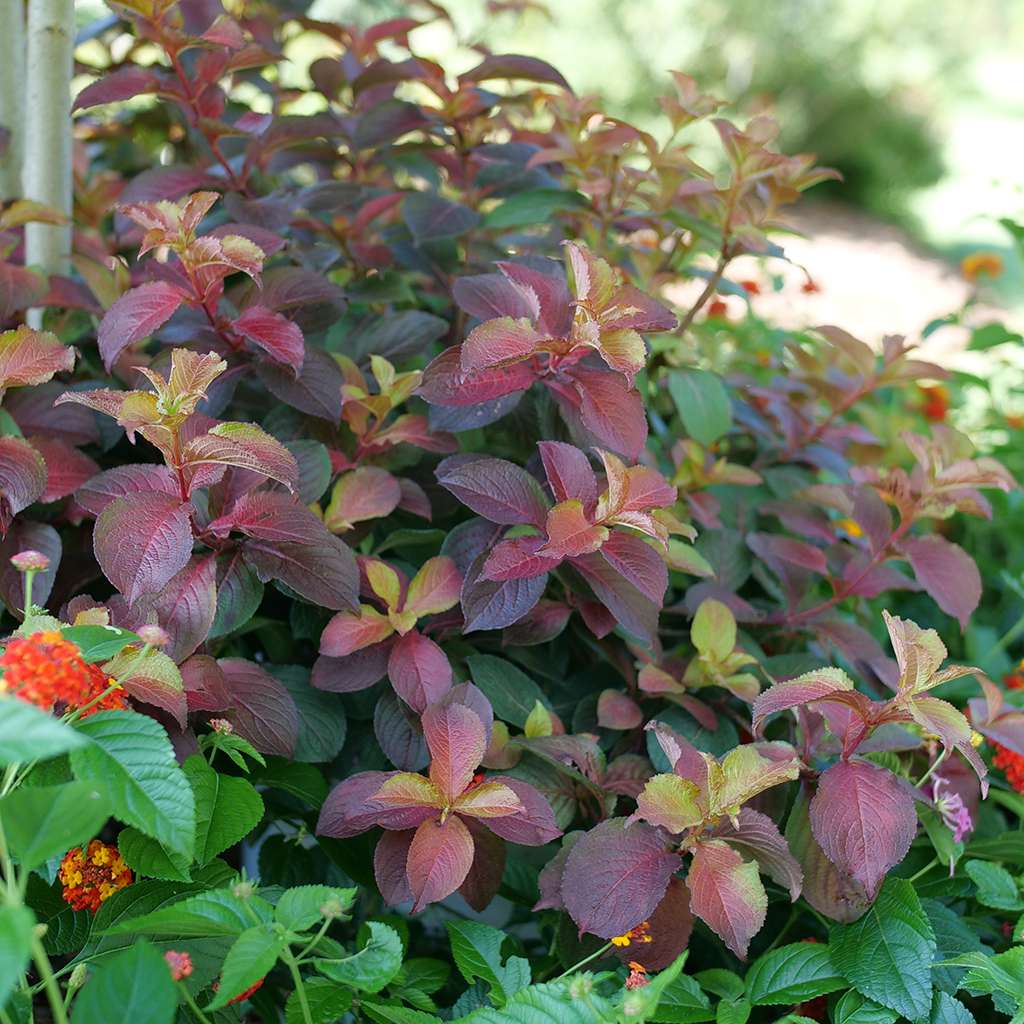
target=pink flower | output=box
[929,775,973,845]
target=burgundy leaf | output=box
[256,343,344,421]
[901,534,981,629]
[374,829,414,905]
[0,437,46,534]
[436,454,549,526]
[452,272,539,322]
[713,807,802,900]
[374,691,429,772]
[94,491,194,605]
[462,548,547,633]
[809,759,916,899]
[481,536,562,582]
[481,775,561,846]
[217,657,300,757]
[407,814,475,912]
[423,702,487,802]
[569,366,647,460]
[613,877,693,971]
[311,645,390,693]
[599,532,668,605]
[232,305,304,371]
[74,464,178,518]
[561,818,681,938]
[97,281,187,370]
[317,771,434,838]
[686,839,766,959]
[0,521,60,616]
[151,553,217,662]
[73,66,162,110]
[387,631,453,713]
[458,818,506,912]
[597,690,643,730]
[459,53,571,91]
[538,440,598,511]
[572,550,659,644]
[418,346,535,407]
[31,437,99,503]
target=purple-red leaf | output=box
[151,554,217,662]
[74,464,178,518]
[97,281,187,370]
[317,771,434,838]
[901,534,981,629]
[480,775,562,846]
[436,454,549,526]
[388,631,452,713]
[538,441,598,510]
[686,839,767,959]
[94,491,193,605]
[0,437,47,534]
[232,305,304,371]
[0,326,74,392]
[73,66,162,110]
[407,814,475,912]
[423,702,487,803]
[713,807,802,901]
[809,759,916,899]
[217,657,299,757]
[561,818,681,938]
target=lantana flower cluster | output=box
[0,630,126,717]
[59,839,133,913]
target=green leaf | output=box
[252,758,327,807]
[374,529,447,555]
[745,942,845,1005]
[832,990,899,1024]
[649,971,714,1023]
[964,832,1024,862]
[967,322,1022,351]
[117,828,192,882]
[362,1005,441,1024]
[482,189,588,230]
[59,625,140,663]
[667,368,732,447]
[185,755,264,865]
[943,948,1024,1015]
[394,957,450,995]
[0,905,34,1008]
[70,710,195,856]
[0,696,86,765]
[207,924,286,1010]
[446,920,532,1007]
[929,991,976,1024]
[25,875,91,956]
[71,939,176,1024]
[450,980,617,1023]
[714,998,750,1024]
[829,877,936,1020]
[963,859,1024,910]
[314,921,403,994]
[922,898,988,995]
[0,781,109,868]
[620,952,692,1022]
[285,977,353,1024]
[103,887,270,938]
[275,885,355,932]
[467,655,548,728]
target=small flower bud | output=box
[137,624,170,647]
[567,974,594,1000]
[164,950,193,982]
[320,898,345,920]
[210,718,234,735]
[232,880,255,901]
[68,963,89,991]
[10,550,50,572]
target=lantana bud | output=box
[10,550,50,572]
[164,950,193,982]
[137,624,170,647]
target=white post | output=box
[24,0,74,326]
[0,0,26,200]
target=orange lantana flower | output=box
[919,385,949,423]
[0,631,127,717]
[59,840,133,913]
[961,251,1003,282]
[993,743,1024,793]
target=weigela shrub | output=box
[0,2,1022,1021]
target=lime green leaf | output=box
[668,368,732,447]
[71,940,176,1024]
[0,696,86,765]
[314,921,403,994]
[70,710,195,857]
[274,885,356,932]
[185,755,264,865]
[0,781,109,868]
[207,923,287,1010]
[0,905,34,1008]
[745,942,845,1005]
[59,625,140,663]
